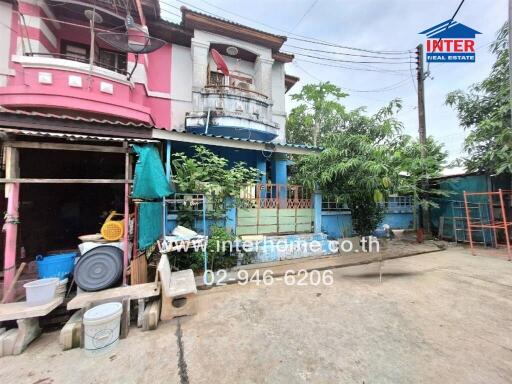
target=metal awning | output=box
[152,129,320,156]
[0,128,158,143]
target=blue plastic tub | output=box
[36,252,77,279]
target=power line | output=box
[160,8,182,19]
[288,51,415,65]
[289,0,319,33]
[295,58,411,75]
[426,0,466,74]
[283,44,414,60]
[409,57,418,93]
[288,36,413,55]
[162,0,414,56]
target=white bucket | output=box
[23,278,59,306]
[83,302,123,356]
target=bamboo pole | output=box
[2,262,26,303]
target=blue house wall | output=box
[321,210,414,239]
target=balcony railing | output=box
[24,52,128,75]
[322,196,414,212]
[239,184,313,209]
[204,85,268,100]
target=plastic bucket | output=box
[36,252,77,280]
[83,302,123,356]
[23,278,59,306]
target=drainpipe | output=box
[205,108,211,135]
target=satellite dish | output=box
[96,18,166,80]
[96,31,165,54]
[211,49,230,77]
[84,9,103,23]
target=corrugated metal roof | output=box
[0,128,158,143]
[0,106,154,129]
[0,108,319,150]
[157,129,321,151]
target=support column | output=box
[271,153,287,185]
[256,157,267,185]
[256,155,267,200]
[254,57,274,117]
[271,153,287,208]
[314,189,322,234]
[3,146,20,303]
[191,39,210,92]
[225,197,236,235]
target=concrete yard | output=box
[1,246,512,383]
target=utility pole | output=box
[416,44,427,155]
[416,44,429,232]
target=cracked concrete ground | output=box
[1,247,512,384]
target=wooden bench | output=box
[0,297,63,357]
[157,255,197,320]
[60,283,161,350]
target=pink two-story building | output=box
[0,0,312,297]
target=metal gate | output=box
[236,184,313,235]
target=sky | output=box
[160,0,508,162]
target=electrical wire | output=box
[294,58,411,76]
[160,9,182,19]
[294,62,409,92]
[288,0,319,33]
[409,57,418,93]
[426,0,466,75]
[283,44,414,60]
[161,0,414,56]
[288,51,415,65]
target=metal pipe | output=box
[203,195,208,271]
[2,182,20,303]
[123,144,130,285]
[498,189,512,261]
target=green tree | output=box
[446,23,511,174]
[286,81,403,147]
[286,82,347,146]
[393,136,450,229]
[172,146,261,221]
[292,82,448,235]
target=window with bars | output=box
[208,71,225,87]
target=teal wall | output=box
[430,174,491,242]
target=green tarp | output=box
[132,144,173,199]
[138,202,163,250]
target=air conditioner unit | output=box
[215,99,224,109]
[232,79,255,91]
[235,101,244,112]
